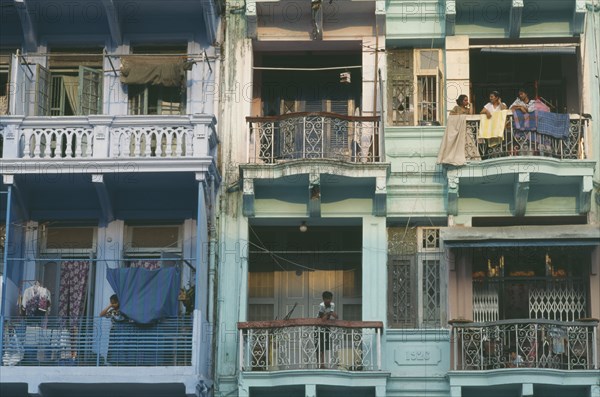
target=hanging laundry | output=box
[478,109,509,147]
[22,282,51,317]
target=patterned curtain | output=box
[129,260,161,270]
[58,260,90,318]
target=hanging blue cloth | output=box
[106,267,180,324]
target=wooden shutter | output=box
[35,64,51,116]
[78,66,102,115]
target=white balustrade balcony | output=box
[238,319,383,372]
[0,115,217,160]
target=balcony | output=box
[247,112,381,164]
[0,115,216,161]
[238,319,383,372]
[1,315,194,367]
[465,114,589,160]
[450,319,598,371]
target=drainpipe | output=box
[0,187,13,362]
[208,197,217,378]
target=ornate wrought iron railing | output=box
[465,114,589,160]
[247,112,380,163]
[238,319,383,371]
[450,319,598,371]
[1,315,193,367]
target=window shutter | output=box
[35,64,50,116]
[78,66,102,115]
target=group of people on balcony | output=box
[448,89,539,117]
[439,88,573,166]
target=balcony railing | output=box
[451,319,598,371]
[465,114,589,160]
[1,315,193,367]
[0,115,216,160]
[247,112,381,164]
[238,319,383,372]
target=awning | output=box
[441,225,600,248]
[39,383,186,397]
[478,46,577,55]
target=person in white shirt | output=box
[480,90,507,119]
[317,291,338,368]
[510,89,536,113]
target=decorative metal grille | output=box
[240,324,380,371]
[529,282,586,322]
[388,227,417,256]
[465,115,588,160]
[422,259,441,327]
[388,257,415,328]
[473,282,499,323]
[419,227,440,251]
[452,319,598,371]
[248,113,379,163]
[387,49,413,126]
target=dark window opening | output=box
[470,49,580,114]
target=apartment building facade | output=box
[0,1,220,395]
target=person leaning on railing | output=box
[509,89,536,114]
[449,95,473,115]
[480,91,507,119]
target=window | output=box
[128,84,184,115]
[125,44,188,115]
[35,49,103,116]
[42,226,96,252]
[388,227,444,328]
[0,52,10,115]
[124,225,183,269]
[387,49,444,126]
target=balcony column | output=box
[305,384,316,397]
[362,215,387,325]
[243,178,255,217]
[89,116,114,158]
[1,117,24,158]
[580,175,593,213]
[308,171,321,217]
[373,175,387,216]
[450,386,462,397]
[448,174,459,216]
[513,172,530,217]
[445,36,470,117]
[192,116,210,157]
[521,383,534,397]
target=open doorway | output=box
[248,225,362,322]
[470,48,580,114]
[255,53,362,117]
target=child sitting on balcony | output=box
[508,351,524,368]
[317,291,338,369]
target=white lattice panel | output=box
[529,285,586,322]
[473,283,499,322]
